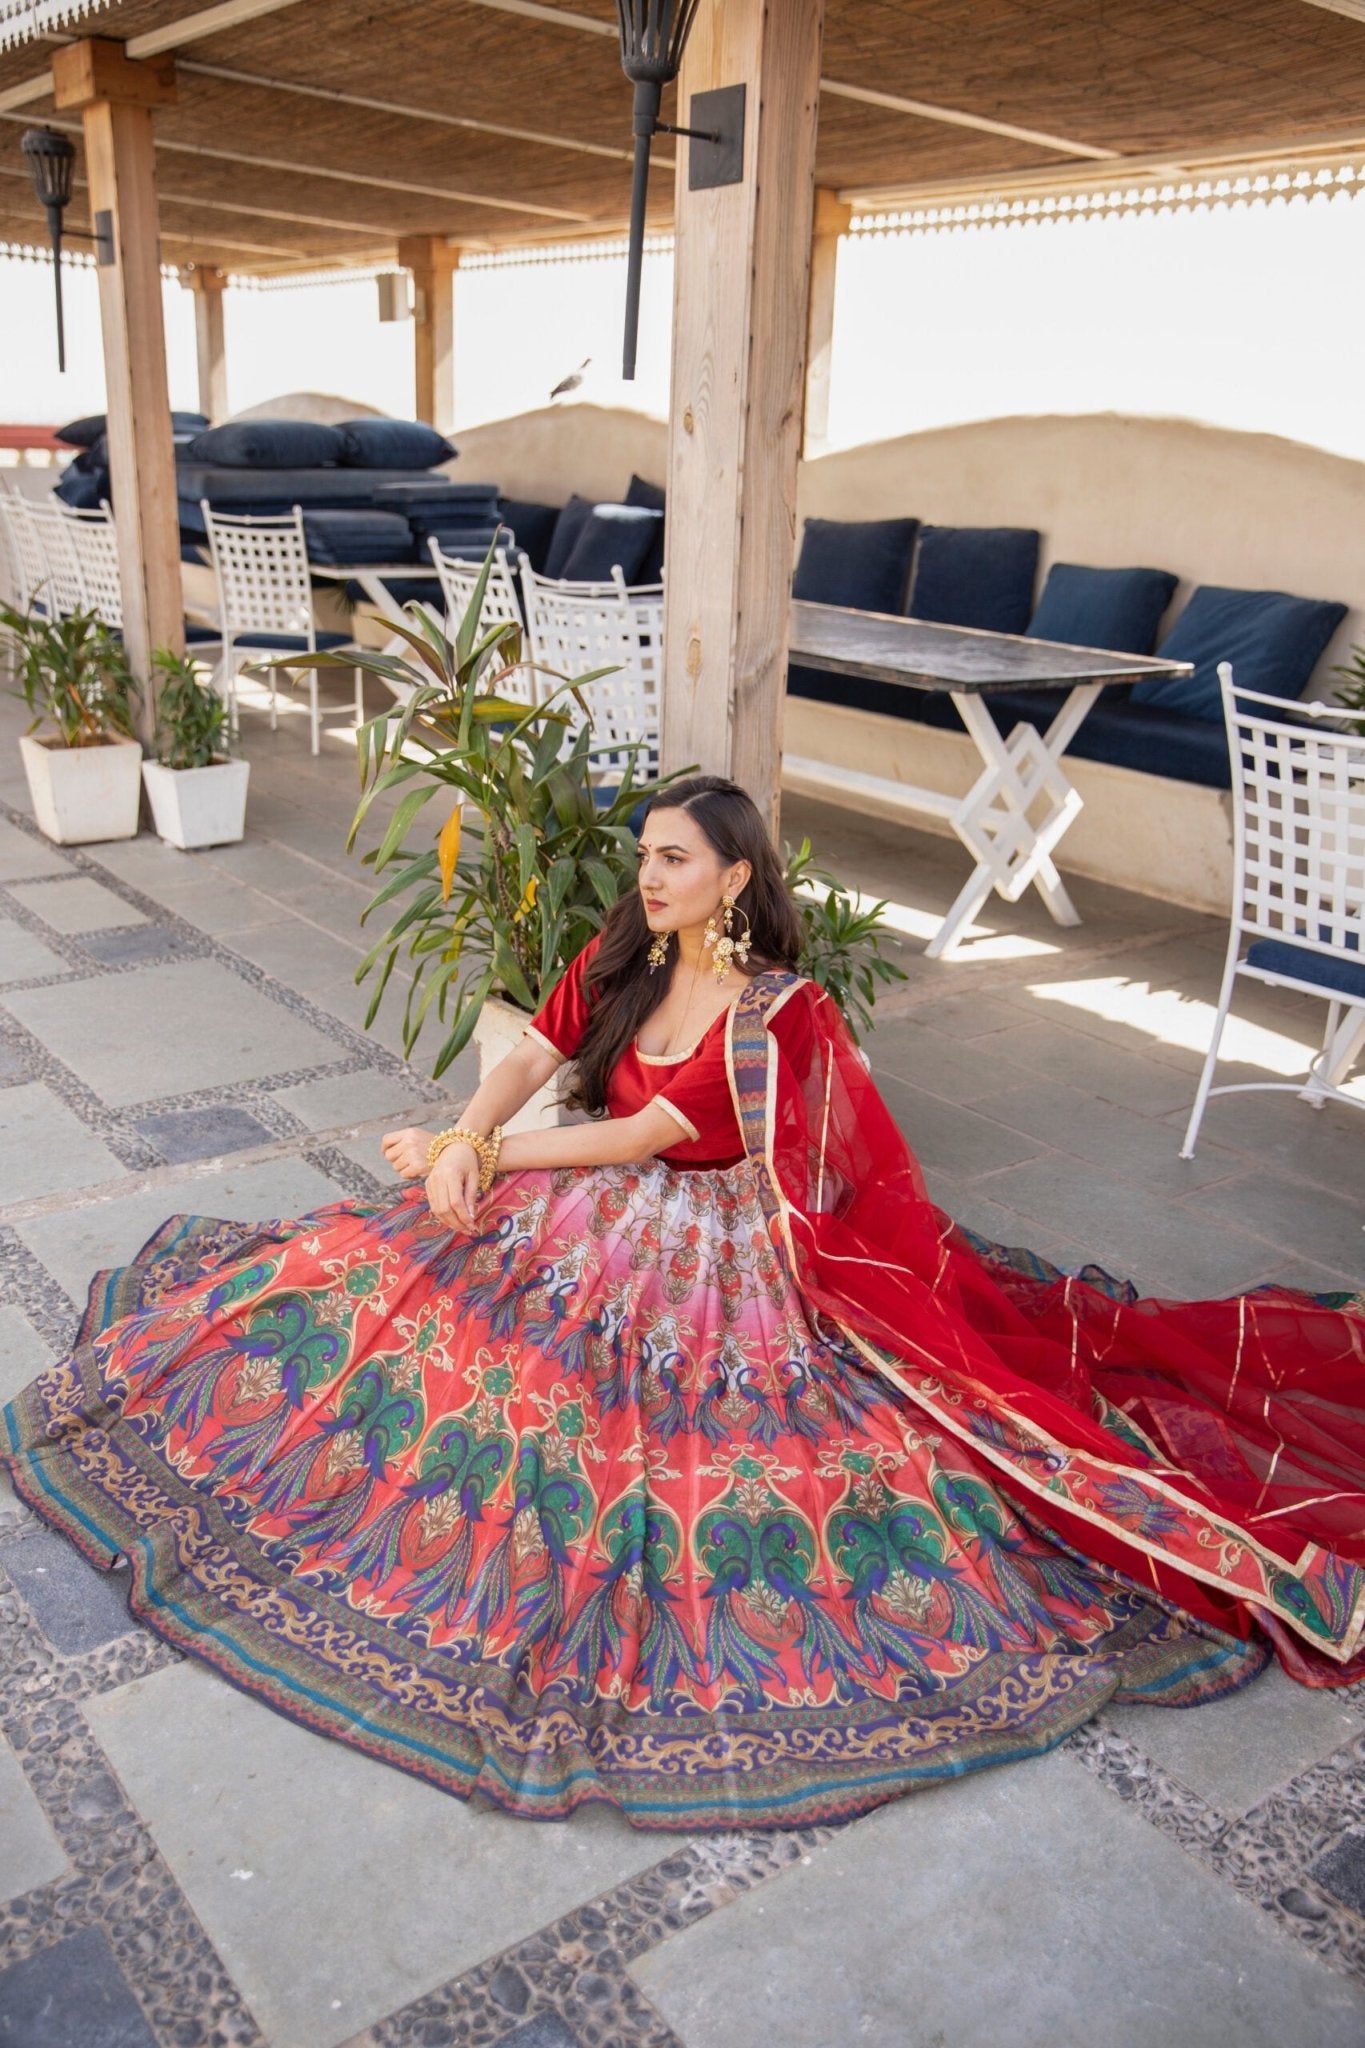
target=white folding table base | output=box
[785,681,1103,959]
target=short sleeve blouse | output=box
[526,939,745,1170]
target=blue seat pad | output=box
[229,629,352,651]
[1245,938,1365,1002]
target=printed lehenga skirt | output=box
[2,1150,1265,1832]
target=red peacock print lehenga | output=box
[3,954,1363,1830]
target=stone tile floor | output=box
[1,670,1364,2047]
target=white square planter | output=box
[142,757,250,850]
[18,733,143,846]
[473,991,575,1133]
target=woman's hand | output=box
[381,1126,437,1180]
[425,1142,482,1233]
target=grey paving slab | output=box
[270,1067,441,1134]
[1104,1664,1364,1817]
[134,1103,275,1164]
[866,1015,1031,1107]
[970,1018,1198,1117]
[223,918,366,992]
[0,1728,66,1904]
[0,1042,26,1078]
[1168,1092,1365,1203]
[75,925,193,967]
[1311,1833,1365,1917]
[0,1303,55,1407]
[0,816,72,882]
[0,1082,127,1203]
[84,1661,688,2048]
[124,878,285,936]
[628,1749,1365,2048]
[980,1155,1277,1297]
[4,959,343,1107]
[18,1155,342,1301]
[0,919,66,983]
[0,1925,157,2047]
[7,876,146,934]
[977,1075,1240,1191]
[877,1076,1046,1179]
[1188,1171,1365,1283]
[0,1522,136,1653]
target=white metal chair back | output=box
[1181,663,1365,1153]
[59,502,123,628]
[0,486,32,612]
[520,563,662,773]
[26,499,87,617]
[427,541,534,704]
[202,501,315,641]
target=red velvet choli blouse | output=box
[526,939,745,1170]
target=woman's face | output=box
[637,807,749,936]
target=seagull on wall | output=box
[549,358,591,401]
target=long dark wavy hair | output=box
[567,774,805,1116]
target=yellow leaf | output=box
[437,803,462,902]
[512,873,539,924]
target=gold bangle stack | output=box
[426,1125,503,1193]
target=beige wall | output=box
[453,402,1365,697]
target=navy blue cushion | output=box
[793,518,920,616]
[496,499,560,573]
[231,629,352,651]
[58,410,206,449]
[908,526,1041,635]
[1026,563,1178,655]
[54,462,107,510]
[559,504,662,584]
[543,495,594,579]
[625,472,667,513]
[184,621,221,643]
[300,510,416,565]
[1134,585,1349,721]
[337,419,455,470]
[373,479,495,505]
[1246,937,1365,1001]
[343,573,440,606]
[186,421,345,469]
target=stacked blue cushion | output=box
[559,504,662,583]
[1026,563,1178,654]
[497,498,560,574]
[185,420,345,468]
[907,525,1040,635]
[543,495,595,578]
[337,419,456,469]
[793,517,921,616]
[300,510,417,566]
[625,474,667,581]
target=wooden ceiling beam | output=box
[817,79,1116,161]
[0,0,311,110]
[177,58,675,170]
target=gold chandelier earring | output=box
[702,894,752,982]
[647,929,670,972]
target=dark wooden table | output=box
[785,600,1193,957]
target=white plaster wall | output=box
[451,403,1365,697]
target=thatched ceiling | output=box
[1,0,1364,274]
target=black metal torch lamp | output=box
[20,125,114,373]
[615,0,744,379]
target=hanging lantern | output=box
[21,127,77,373]
[20,125,112,373]
[616,0,701,380]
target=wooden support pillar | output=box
[803,188,851,457]
[53,38,182,717]
[397,235,458,433]
[183,262,229,423]
[661,0,826,826]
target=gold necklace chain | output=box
[663,946,706,1056]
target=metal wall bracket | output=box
[688,84,745,190]
[93,209,114,266]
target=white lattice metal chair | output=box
[1181,663,1365,1156]
[520,563,663,780]
[57,502,124,626]
[0,484,34,613]
[427,541,535,703]
[202,501,358,753]
[26,499,88,618]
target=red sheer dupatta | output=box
[726,974,1365,1681]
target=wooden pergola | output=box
[4,0,1365,811]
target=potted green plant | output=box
[277,552,905,1120]
[3,603,142,845]
[142,648,250,849]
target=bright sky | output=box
[4,186,1364,460]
